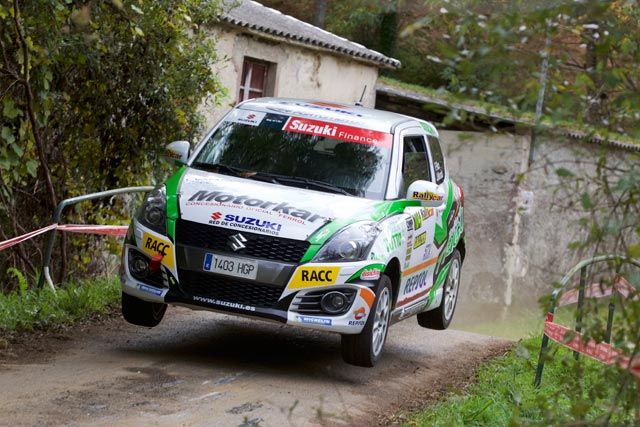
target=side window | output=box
[403,136,431,195]
[427,136,445,185]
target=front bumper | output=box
[121,223,379,334]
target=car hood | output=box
[177,168,381,240]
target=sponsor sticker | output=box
[185,190,325,223]
[296,315,332,326]
[261,113,289,129]
[403,270,428,295]
[422,243,433,261]
[384,232,402,252]
[360,267,381,281]
[193,295,256,312]
[165,148,182,160]
[232,110,266,126]
[413,232,426,249]
[412,191,443,202]
[289,266,340,289]
[141,232,175,269]
[369,251,385,261]
[137,283,163,296]
[313,227,333,242]
[284,117,392,148]
[405,217,413,231]
[308,101,364,116]
[353,307,366,320]
[279,100,364,118]
[420,207,434,220]
[208,213,283,236]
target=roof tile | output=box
[218,0,401,69]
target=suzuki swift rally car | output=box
[121,98,465,367]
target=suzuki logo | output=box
[227,233,248,252]
[211,211,222,221]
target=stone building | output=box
[204,0,400,127]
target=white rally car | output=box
[121,98,465,367]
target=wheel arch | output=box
[384,257,402,309]
[456,237,466,264]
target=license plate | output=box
[202,253,258,280]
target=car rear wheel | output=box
[341,274,392,367]
[417,249,461,330]
[121,292,167,327]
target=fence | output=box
[534,255,640,387]
[0,186,153,291]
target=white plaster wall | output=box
[202,28,379,130]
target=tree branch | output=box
[12,0,58,210]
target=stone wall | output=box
[440,129,634,321]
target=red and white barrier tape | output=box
[558,275,637,307]
[56,224,128,236]
[0,223,128,251]
[0,224,59,251]
[545,313,640,379]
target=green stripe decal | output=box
[165,165,187,221]
[303,199,419,263]
[434,178,453,245]
[300,244,322,263]
[429,261,451,304]
[164,166,187,240]
[420,122,438,136]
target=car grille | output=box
[178,269,284,308]
[175,219,310,263]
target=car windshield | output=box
[192,111,392,199]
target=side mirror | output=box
[406,180,446,207]
[164,141,190,166]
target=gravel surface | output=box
[0,307,512,427]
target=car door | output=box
[426,135,454,252]
[395,131,439,316]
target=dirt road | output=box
[0,307,510,427]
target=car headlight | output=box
[137,187,167,234]
[312,221,381,262]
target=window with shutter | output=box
[238,58,275,102]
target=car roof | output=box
[236,97,437,135]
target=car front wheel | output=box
[417,249,461,330]
[121,292,167,327]
[341,274,392,367]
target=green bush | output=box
[0,276,120,336]
[0,0,226,287]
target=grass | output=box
[0,275,120,337]
[403,337,639,427]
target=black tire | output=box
[121,292,167,327]
[341,274,392,367]
[417,249,461,330]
